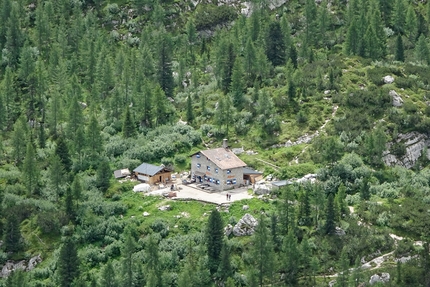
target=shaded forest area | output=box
[0,0,430,286]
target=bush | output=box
[174,154,186,164]
[194,4,237,30]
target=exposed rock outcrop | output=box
[383,75,394,84]
[369,273,390,285]
[383,132,430,169]
[232,213,258,236]
[389,90,403,107]
[0,254,42,277]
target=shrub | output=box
[174,154,186,164]
[194,4,237,30]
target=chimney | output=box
[222,139,228,149]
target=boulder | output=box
[27,254,42,271]
[389,90,403,107]
[232,213,258,236]
[158,205,171,211]
[143,212,150,217]
[383,75,395,84]
[335,227,346,236]
[383,132,430,169]
[369,273,390,285]
[242,205,249,211]
[224,224,233,236]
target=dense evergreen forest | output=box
[1,0,430,286]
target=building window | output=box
[215,168,218,173]
[227,169,231,174]
[207,166,211,171]
[196,153,200,158]
[197,163,201,168]
[232,179,237,184]
[226,180,231,185]
[216,180,220,185]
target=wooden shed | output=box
[133,163,172,185]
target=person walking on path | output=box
[226,193,229,201]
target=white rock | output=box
[383,75,395,84]
[232,213,258,236]
[369,273,390,285]
[389,90,403,107]
[143,212,150,217]
[242,205,249,210]
[158,205,171,211]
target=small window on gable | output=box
[227,169,231,174]
[197,163,201,168]
[207,166,211,171]
[196,153,200,158]
[215,168,218,173]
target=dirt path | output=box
[290,105,339,164]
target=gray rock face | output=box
[242,205,249,210]
[383,75,395,84]
[224,224,233,236]
[369,273,390,285]
[384,132,430,169]
[389,90,403,107]
[232,213,258,236]
[0,255,42,277]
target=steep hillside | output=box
[0,0,430,286]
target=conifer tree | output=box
[141,82,153,127]
[325,193,336,235]
[66,98,84,142]
[186,94,194,124]
[282,229,300,286]
[49,154,64,197]
[289,44,298,69]
[100,261,118,287]
[23,142,40,196]
[96,158,111,193]
[57,238,80,287]
[3,213,22,253]
[1,66,15,127]
[156,29,174,98]
[122,106,136,138]
[244,37,257,83]
[230,56,246,110]
[12,117,28,165]
[55,135,71,173]
[64,186,75,222]
[337,247,350,287]
[415,34,430,64]
[0,93,5,131]
[86,114,102,160]
[47,89,62,137]
[405,4,418,42]
[4,2,23,68]
[206,209,224,275]
[121,232,135,287]
[266,21,286,67]
[392,0,406,34]
[217,243,233,284]
[153,85,169,127]
[71,176,82,209]
[145,235,161,286]
[395,34,405,62]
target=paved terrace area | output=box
[148,183,254,205]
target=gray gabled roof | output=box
[133,163,165,176]
[243,167,263,175]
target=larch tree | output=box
[415,34,430,64]
[145,235,161,286]
[100,261,119,287]
[86,113,102,161]
[49,154,65,198]
[121,232,135,287]
[230,56,246,110]
[405,4,417,42]
[251,214,275,286]
[4,1,23,68]
[281,229,300,286]
[23,142,40,196]
[217,243,233,284]
[391,0,406,34]
[206,209,224,275]
[96,158,111,193]
[11,117,28,166]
